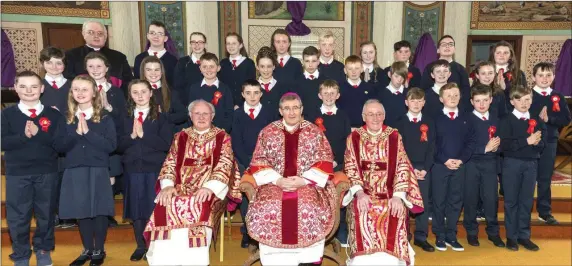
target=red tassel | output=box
[551,95,561,112]
[488,125,496,139]
[315,117,326,132]
[527,119,537,134]
[420,124,428,142]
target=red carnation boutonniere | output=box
[407,72,413,82]
[315,117,326,132]
[212,91,222,106]
[469,71,476,80]
[527,119,537,135]
[551,95,560,112]
[506,71,513,82]
[420,124,428,142]
[488,125,496,139]
[39,117,51,132]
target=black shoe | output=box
[467,235,480,247]
[70,250,91,266]
[241,235,250,248]
[89,250,106,266]
[488,235,505,247]
[435,240,447,251]
[413,240,435,252]
[108,217,118,227]
[506,239,519,251]
[518,239,539,251]
[539,215,559,225]
[445,240,464,251]
[130,248,147,261]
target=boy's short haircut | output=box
[532,62,555,76]
[319,79,340,93]
[242,79,262,92]
[394,40,412,51]
[431,59,451,72]
[319,31,334,43]
[509,85,533,100]
[149,20,167,32]
[199,52,219,65]
[470,84,493,99]
[345,55,362,65]
[302,46,320,58]
[406,87,425,100]
[39,46,65,63]
[389,61,408,80]
[439,82,459,97]
[15,70,42,84]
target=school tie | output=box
[482,116,487,121]
[232,59,237,69]
[323,63,329,66]
[263,83,270,92]
[309,75,314,80]
[196,60,200,65]
[326,112,333,115]
[541,91,547,96]
[449,112,455,120]
[52,81,58,89]
[353,85,358,88]
[395,91,401,95]
[29,109,37,118]
[98,84,103,92]
[137,112,144,124]
[520,117,527,120]
[153,52,158,57]
[152,84,158,90]
[412,117,418,123]
[279,58,284,67]
[249,108,255,120]
[81,113,86,118]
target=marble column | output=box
[185,1,220,58]
[444,1,470,67]
[372,1,404,68]
[109,1,140,66]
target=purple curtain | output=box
[554,39,571,96]
[412,33,438,75]
[285,1,310,36]
[1,29,17,88]
[144,29,179,58]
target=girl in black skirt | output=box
[60,76,116,266]
[117,80,173,261]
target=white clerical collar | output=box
[367,128,383,136]
[76,106,94,120]
[432,83,445,95]
[191,53,202,64]
[193,127,210,135]
[512,109,530,120]
[320,104,338,115]
[44,74,67,88]
[18,101,43,117]
[134,106,150,121]
[282,119,299,132]
[473,110,489,121]
[386,83,404,95]
[148,48,167,58]
[229,54,245,67]
[243,102,262,117]
[348,79,362,87]
[363,63,373,73]
[496,64,508,73]
[96,81,111,93]
[86,44,101,51]
[320,56,333,65]
[258,78,277,91]
[442,107,459,118]
[201,79,219,88]
[406,112,422,122]
[304,70,319,80]
[278,54,291,65]
[150,80,161,89]
[533,85,552,96]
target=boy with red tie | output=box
[498,85,546,251]
[528,62,571,225]
[338,55,376,129]
[294,46,325,117]
[40,46,71,115]
[317,31,345,82]
[2,71,66,266]
[384,40,422,88]
[378,61,409,127]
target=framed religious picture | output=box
[248,1,344,21]
[470,1,572,30]
[1,1,109,19]
[402,1,445,50]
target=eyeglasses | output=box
[364,113,385,118]
[191,112,212,117]
[281,106,301,112]
[439,42,455,48]
[148,31,165,37]
[191,41,205,45]
[85,30,105,37]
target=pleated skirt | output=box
[123,172,158,220]
[59,167,115,219]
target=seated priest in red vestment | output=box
[245,92,338,266]
[343,99,424,266]
[144,99,240,266]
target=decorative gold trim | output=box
[470,1,572,30]
[1,2,110,19]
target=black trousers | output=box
[6,173,58,261]
[463,160,500,237]
[502,157,537,240]
[536,142,557,216]
[413,175,431,242]
[430,163,465,242]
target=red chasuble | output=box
[143,127,239,248]
[344,126,423,264]
[246,120,338,249]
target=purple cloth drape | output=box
[412,33,438,75]
[285,1,310,36]
[1,29,17,88]
[144,29,179,58]
[554,39,571,96]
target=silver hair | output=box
[362,99,385,114]
[82,21,107,36]
[187,99,215,115]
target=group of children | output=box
[2,20,570,266]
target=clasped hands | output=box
[276,176,306,192]
[155,186,214,207]
[130,119,144,139]
[75,114,90,135]
[24,121,39,138]
[355,190,405,217]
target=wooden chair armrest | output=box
[240,174,257,201]
[333,171,350,199]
